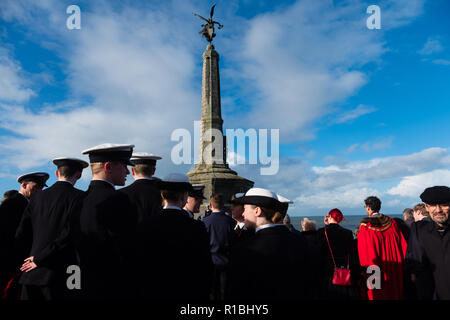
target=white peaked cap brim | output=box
[131,152,162,160]
[245,187,278,200]
[277,194,294,204]
[82,143,135,154]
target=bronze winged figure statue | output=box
[194,3,223,43]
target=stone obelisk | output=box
[188,8,253,214]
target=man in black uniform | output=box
[120,152,162,227]
[15,158,88,300]
[74,143,137,299]
[183,184,206,219]
[406,186,450,300]
[230,193,254,244]
[139,173,213,300]
[0,172,49,293]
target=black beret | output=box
[420,186,450,204]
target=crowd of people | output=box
[0,143,449,300]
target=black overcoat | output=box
[15,181,84,288]
[406,219,450,300]
[227,225,308,300]
[72,180,137,298]
[0,192,29,289]
[138,208,213,300]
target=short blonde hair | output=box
[90,162,104,175]
[301,218,316,231]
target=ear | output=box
[104,162,112,173]
[131,167,135,176]
[55,170,60,179]
[254,206,263,217]
[152,167,156,175]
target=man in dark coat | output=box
[73,143,138,299]
[227,188,308,300]
[230,193,254,244]
[203,194,236,300]
[406,186,450,300]
[119,152,162,227]
[183,185,206,219]
[139,173,213,300]
[15,158,88,300]
[0,172,49,294]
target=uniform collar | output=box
[163,205,182,211]
[18,191,29,202]
[183,208,194,218]
[91,179,115,189]
[134,177,154,181]
[234,221,246,230]
[57,180,74,186]
[256,223,281,232]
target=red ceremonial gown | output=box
[357,214,407,300]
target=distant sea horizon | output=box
[289,214,404,234]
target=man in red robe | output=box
[357,196,408,300]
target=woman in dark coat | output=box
[317,208,360,299]
[227,188,309,300]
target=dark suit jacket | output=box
[72,180,138,298]
[119,178,161,226]
[227,225,308,300]
[406,219,450,300]
[15,181,84,287]
[0,192,29,288]
[139,208,213,300]
[202,211,237,266]
[233,223,255,245]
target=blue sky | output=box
[0,0,449,216]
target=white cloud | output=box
[225,0,425,141]
[0,47,35,102]
[0,1,203,171]
[432,59,450,66]
[334,104,377,124]
[360,136,394,152]
[309,147,450,190]
[387,169,450,198]
[418,37,444,55]
[296,187,381,209]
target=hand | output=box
[20,256,38,272]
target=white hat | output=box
[277,194,294,204]
[241,188,281,210]
[82,143,135,166]
[130,152,162,165]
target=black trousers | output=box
[211,265,228,301]
[21,285,54,300]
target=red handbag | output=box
[324,228,352,286]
